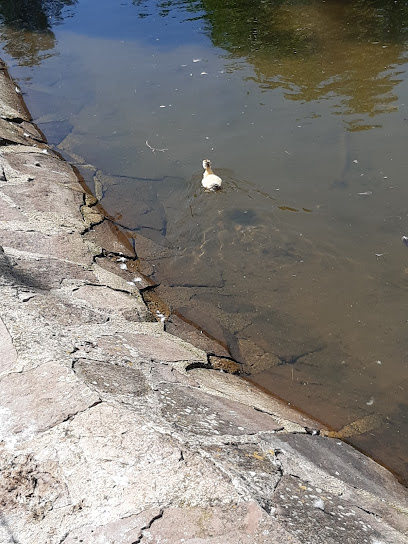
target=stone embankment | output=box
[0,59,407,544]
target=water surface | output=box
[1,0,407,483]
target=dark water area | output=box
[1,0,408,484]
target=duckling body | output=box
[202,159,222,191]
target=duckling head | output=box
[203,159,211,169]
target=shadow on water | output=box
[0,0,408,485]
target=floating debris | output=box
[402,236,408,247]
[358,191,372,196]
[366,397,375,406]
[119,263,127,270]
[146,140,168,153]
[192,58,201,63]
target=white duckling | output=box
[202,159,222,191]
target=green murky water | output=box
[1,0,407,484]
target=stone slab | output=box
[0,230,92,266]
[201,442,282,511]
[93,255,154,290]
[140,502,298,544]
[73,284,146,322]
[267,433,408,534]
[7,256,97,290]
[165,312,231,359]
[188,368,318,432]
[0,145,79,188]
[121,331,207,363]
[276,434,407,501]
[83,219,136,258]
[0,361,100,441]
[157,382,283,436]
[0,117,31,145]
[26,294,108,326]
[73,359,150,400]
[0,66,30,121]
[273,474,405,544]
[62,508,163,544]
[0,403,244,543]
[1,176,84,223]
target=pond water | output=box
[1,0,407,484]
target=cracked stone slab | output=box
[0,117,39,146]
[73,284,147,322]
[20,120,45,142]
[6,256,97,290]
[91,262,151,296]
[0,145,70,186]
[138,502,299,544]
[201,443,282,512]
[1,176,84,226]
[0,230,93,266]
[26,293,108,326]
[83,219,136,258]
[62,507,163,544]
[273,474,406,544]
[73,359,150,404]
[264,433,408,534]
[188,368,318,432]
[0,316,17,373]
[93,255,154,291]
[121,330,207,363]
[0,403,244,543]
[165,312,232,359]
[157,383,283,436]
[0,360,100,442]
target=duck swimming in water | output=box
[202,159,222,191]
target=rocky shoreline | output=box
[0,58,407,543]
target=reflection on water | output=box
[0,0,407,484]
[202,0,408,129]
[0,0,76,65]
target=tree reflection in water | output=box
[0,0,77,65]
